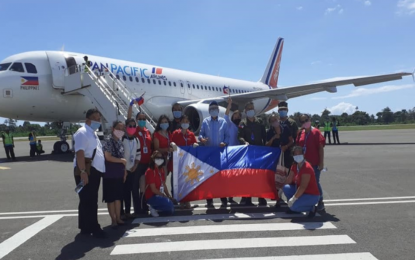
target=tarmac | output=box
[0,129,414,260]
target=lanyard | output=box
[155,167,163,183]
[139,130,148,149]
[128,138,135,157]
[182,131,188,146]
[302,130,310,155]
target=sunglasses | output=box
[128,125,136,128]
[300,118,309,124]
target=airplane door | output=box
[179,80,185,95]
[46,51,67,88]
[186,80,192,95]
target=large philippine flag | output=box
[173,145,281,202]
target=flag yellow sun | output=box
[183,162,203,185]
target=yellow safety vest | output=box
[324,122,331,132]
[3,133,13,145]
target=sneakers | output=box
[149,205,159,217]
[308,206,318,218]
[317,200,325,211]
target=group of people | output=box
[72,99,328,238]
[1,129,44,161]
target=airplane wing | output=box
[177,72,413,108]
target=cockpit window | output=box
[9,62,25,73]
[25,63,37,74]
[0,63,12,71]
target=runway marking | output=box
[124,222,336,237]
[132,212,309,224]
[0,166,10,170]
[0,215,62,259]
[199,252,378,260]
[110,235,356,255]
[326,200,415,206]
[324,196,415,202]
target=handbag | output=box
[275,151,289,189]
[74,148,96,176]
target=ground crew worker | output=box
[28,131,37,157]
[36,140,45,156]
[1,128,16,161]
[83,56,90,73]
[238,101,267,206]
[332,117,340,144]
[323,120,332,144]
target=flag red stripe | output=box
[181,169,277,202]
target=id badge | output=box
[160,186,164,194]
[130,155,135,164]
[143,147,148,154]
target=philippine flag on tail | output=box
[21,77,39,86]
[173,146,281,202]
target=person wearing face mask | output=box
[278,102,298,151]
[73,108,106,238]
[199,101,230,208]
[121,118,142,218]
[154,115,174,176]
[145,151,175,217]
[170,103,184,132]
[238,102,267,206]
[103,121,127,228]
[282,146,320,218]
[296,114,326,211]
[224,97,241,146]
[266,113,294,169]
[172,115,198,209]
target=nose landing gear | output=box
[52,122,72,154]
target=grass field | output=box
[335,124,415,131]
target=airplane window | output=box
[197,85,199,89]
[153,79,156,84]
[173,82,176,87]
[187,84,190,88]
[129,76,133,82]
[9,62,25,73]
[116,74,120,80]
[123,76,127,81]
[168,81,171,86]
[180,83,183,87]
[147,79,151,84]
[208,86,211,90]
[163,81,166,86]
[192,84,195,89]
[158,80,161,85]
[0,63,12,71]
[24,63,37,74]
[204,86,207,90]
[135,77,139,82]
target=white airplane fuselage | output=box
[0,51,272,124]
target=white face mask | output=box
[293,155,304,164]
[155,158,164,166]
[113,129,124,139]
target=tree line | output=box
[0,119,81,137]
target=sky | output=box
[1,0,415,125]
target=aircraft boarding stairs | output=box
[62,65,156,134]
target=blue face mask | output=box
[181,123,189,129]
[209,109,219,117]
[138,120,146,128]
[279,110,288,118]
[160,122,169,130]
[173,111,182,119]
[246,110,255,118]
[89,120,101,131]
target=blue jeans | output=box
[147,195,174,215]
[312,165,323,201]
[283,184,320,213]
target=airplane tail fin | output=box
[260,37,284,89]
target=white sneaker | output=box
[149,205,159,217]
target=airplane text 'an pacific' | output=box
[90,61,152,78]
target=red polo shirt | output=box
[296,128,325,166]
[135,127,152,164]
[171,129,197,147]
[145,167,165,200]
[290,161,320,196]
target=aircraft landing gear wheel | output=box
[53,141,70,154]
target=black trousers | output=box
[324,131,331,144]
[332,130,340,144]
[30,144,36,157]
[5,146,15,160]
[134,163,148,213]
[74,167,102,232]
[121,170,134,215]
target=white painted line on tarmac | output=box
[132,212,309,224]
[111,235,355,255]
[324,196,415,202]
[0,212,107,220]
[199,252,378,260]
[0,215,63,259]
[124,222,336,237]
[325,200,415,206]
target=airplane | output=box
[0,38,412,153]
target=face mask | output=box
[173,111,182,119]
[155,158,164,166]
[126,128,136,136]
[160,123,169,130]
[279,111,288,118]
[302,121,312,129]
[209,109,219,117]
[138,120,146,128]
[181,123,189,129]
[293,155,304,164]
[272,121,280,128]
[233,119,241,126]
[113,129,124,139]
[89,120,101,131]
[246,110,255,118]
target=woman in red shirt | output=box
[296,114,326,211]
[145,151,175,217]
[153,115,173,175]
[283,146,320,218]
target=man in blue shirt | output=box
[199,101,229,207]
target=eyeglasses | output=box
[128,125,136,128]
[300,119,309,124]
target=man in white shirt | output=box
[73,108,106,238]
